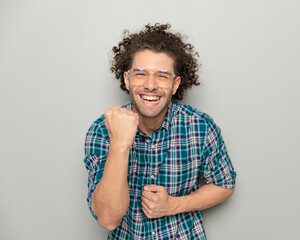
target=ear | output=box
[172,76,181,95]
[124,71,130,91]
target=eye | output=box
[135,72,146,76]
[158,74,168,79]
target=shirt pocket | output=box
[158,143,200,197]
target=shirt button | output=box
[151,175,155,179]
[152,144,155,148]
[152,231,156,235]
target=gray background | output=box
[1,0,299,239]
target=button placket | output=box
[148,140,156,184]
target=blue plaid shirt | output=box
[84,101,236,239]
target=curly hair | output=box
[110,23,200,100]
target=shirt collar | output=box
[160,102,174,131]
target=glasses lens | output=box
[130,69,175,86]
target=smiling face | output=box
[124,50,181,122]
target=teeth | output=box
[141,95,159,101]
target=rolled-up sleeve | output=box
[84,121,109,219]
[201,121,236,189]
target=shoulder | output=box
[171,102,224,148]
[171,102,218,130]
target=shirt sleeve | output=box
[83,121,109,219]
[201,120,236,189]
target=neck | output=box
[138,116,165,138]
[130,102,170,138]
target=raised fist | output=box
[104,106,139,149]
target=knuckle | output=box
[148,204,154,210]
[112,111,118,117]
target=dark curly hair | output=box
[110,23,200,100]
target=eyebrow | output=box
[132,68,172,76]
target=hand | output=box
[141,185,175,219]
[104,106,139,149]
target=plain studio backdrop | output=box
[0,0,299,239]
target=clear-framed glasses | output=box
[128,68,176,86]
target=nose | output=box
[143,74,158,91]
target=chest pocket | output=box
[158,137,200,197]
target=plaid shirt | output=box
[84,101,236,240]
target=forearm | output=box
[92,144,130,230]
[170,184,234,215]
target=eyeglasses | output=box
[128,68,176,86]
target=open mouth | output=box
[140,94,161,103]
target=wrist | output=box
[169,196,182,216]
[109,140,132,152]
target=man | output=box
[84,23,236,239]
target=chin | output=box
[139,112,161,119]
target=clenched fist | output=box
[104,106,139,149]
[141,185,175,219]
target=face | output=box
[124,50,181,120]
